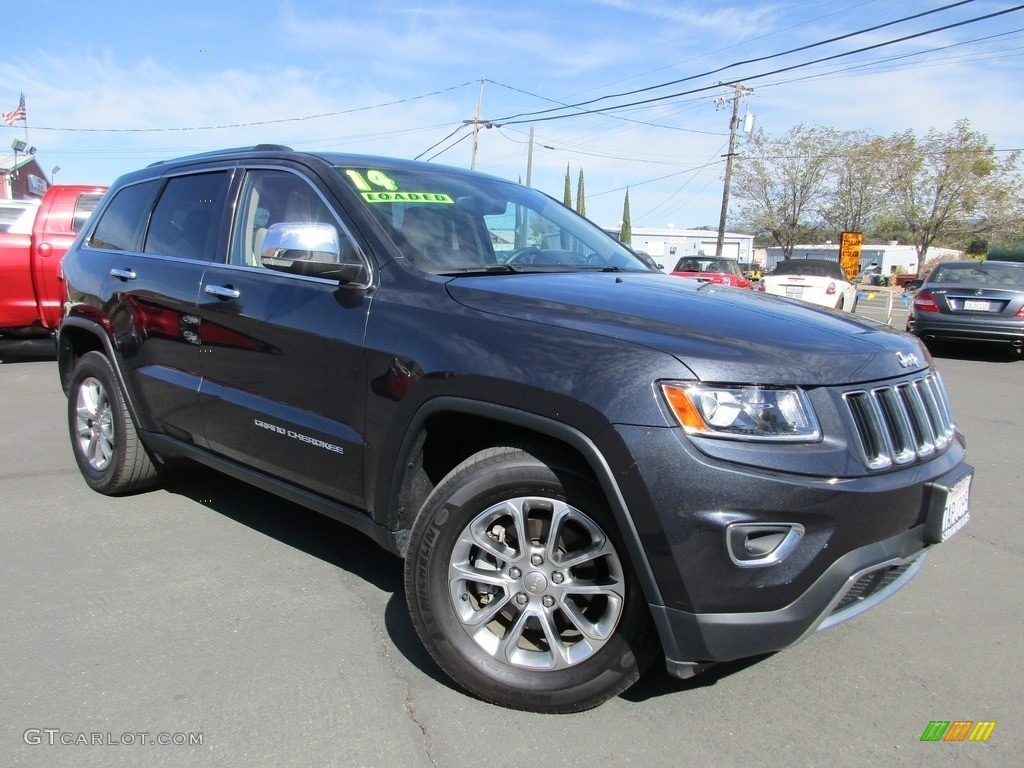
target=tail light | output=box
[913,291,940,312]
[825,282,836,296]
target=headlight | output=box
[661,383,820,442]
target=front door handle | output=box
[109,268,137,281]
[204,284,241,300]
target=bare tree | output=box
[733,124,839,259]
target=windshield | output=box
[333,165,650,274]
[674,257,741,275]
[929,262,1024,287]
[771,260,844,279]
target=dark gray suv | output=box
[58,145,972,712]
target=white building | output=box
[609,226,756,271]
[764,243,936,276]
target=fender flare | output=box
[383,396,664,606]
[57,317,149,433]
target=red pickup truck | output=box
[0,185,107,337]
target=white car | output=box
[759,258,858,312]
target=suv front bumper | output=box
[653,525,928,675]
[606,423,971,672]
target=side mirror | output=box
[260,222,365,282]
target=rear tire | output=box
[404,443,657,712]
[67,351,159,495]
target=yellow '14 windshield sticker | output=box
[345,169,453,205]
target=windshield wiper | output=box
[437,264,522,276]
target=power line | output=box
[484,79,725,136]
[488,0,980,124]
[20,81,478,133]
[494,3,1024,126]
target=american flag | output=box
[2,93,26,126]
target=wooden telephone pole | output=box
[715,83,752,257]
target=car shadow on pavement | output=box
[926,342,1022,363]
[621,653,773,704]
[161,464,775,705]
[0,337,57,363]
[160,464,460,692]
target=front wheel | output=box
[404,444,657,712]
[67,351,159,495]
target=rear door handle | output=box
[109,268,137,281]
[204,284,241,300]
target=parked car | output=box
[632,249,664,272]
[759,258,858,312]
[906,260,1024,355]
[737,261,763,280]
[670,256,752,288]
[58,145,971,713]
[0,185,107,337]
[902,278,924,294]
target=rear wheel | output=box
[404,444,657,713]
[67,351,159,495]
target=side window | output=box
[144,172,230,261]
[230,169,363,279]
[71,193,105,234]
[88,181,160,251]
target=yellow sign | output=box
[840,232,862,281]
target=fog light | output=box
[726,523,804,567]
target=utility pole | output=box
[715,83,752,257]
[469,78,485,169]
[526,127,535,187]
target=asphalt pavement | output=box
[1,334,1021,768]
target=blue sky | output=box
[2,0,1021,229]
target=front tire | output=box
[404,444,657,712]
[67,351,159,495]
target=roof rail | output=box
[147,144,295,167]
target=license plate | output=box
[926,472,971,544]
[785,286,803,296]
[963,299,990,311]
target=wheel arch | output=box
[57,318,148,432]
[380,396,664,606]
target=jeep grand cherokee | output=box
[57,145,972,713]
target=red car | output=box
[0,184,106,336]
[671,256,752,288]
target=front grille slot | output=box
[832,562,913,614]
[843,372,955,471]
[813,553,927,634]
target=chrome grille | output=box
[843,372,955,471]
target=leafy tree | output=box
[563,164,572,208]
[882,119,1021,274]
[619,188,632,243]
[576,169,586,217]
[819,131,890,239]
[732,124,840,258]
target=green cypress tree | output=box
[563,164,572,208]
[576,169,586,217]
[619,189,632,243]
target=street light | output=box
[52,165,61,181]
[10,138,27,188]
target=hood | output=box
[446,272,928,385]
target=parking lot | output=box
[1,326,1021,768]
